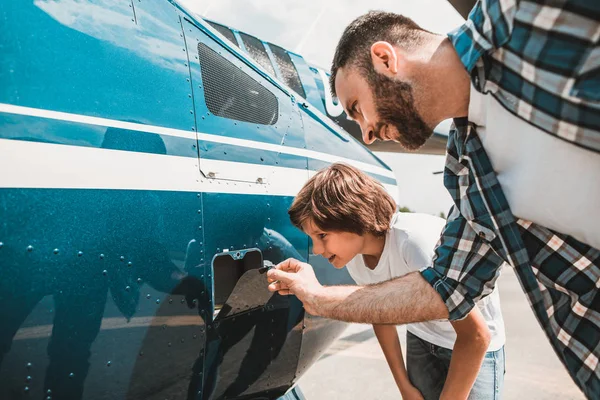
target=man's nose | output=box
[362,126,376,145]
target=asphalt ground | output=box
[299,268,585,400]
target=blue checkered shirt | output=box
[420,1,600,398]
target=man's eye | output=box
[318,233,327,239]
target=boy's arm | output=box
[440,307,491,400]
[372,324,423,400]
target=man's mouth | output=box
[328,255,336,264]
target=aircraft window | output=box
[268,43,306,98]
[198,43,279,125]
[239,32,277,77]
[206,21,239,48]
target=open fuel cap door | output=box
[211,249,274,320]
[201,251,304,400]
[214,262,274,321]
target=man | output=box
[267,4,600,398]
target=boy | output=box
[287,163,505,400]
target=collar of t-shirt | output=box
[360,213,399,276]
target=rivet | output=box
[186,78,190,82]
[125,286,131,292]
[100,253,105,259]
[190,110,194,114]
[137,278,142,284]
[24,386,30,392]
[180,338,185,343]
[26,375,32,383]
[26,362,32,369]
[193,334,197,339]
[106,361,111,367]
[120,256,125,262]
[168,342,172,347]
[46,396,52,400]
[198,226,202,230]
[47,389,52,395]
[128,261,132,267]
[197,193,201,198]
[102,270,108,276]
[53,248,59,254]
[156,299,160,304]
[69,373,74,379]
[162,324,167,330]
[27,245,34,252]
[139,351,144,357]
[181,299,185,304]
[169,298,173,304]
[78,251,83,257]
[146,294,151,299]
[0,242,3,248]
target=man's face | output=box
[302,218,365,269]
[334,66,433,150]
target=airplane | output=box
[0,1,402,399]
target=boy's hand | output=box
[400,384,424,400]
[267,258,323,315]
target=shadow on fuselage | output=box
[0,127,207,399]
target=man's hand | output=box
[266,258,323,315]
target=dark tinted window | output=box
[239,32,276,77]
[198,43,279,125]
[207,21,239,47]
[268,43,306,98]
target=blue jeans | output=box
[406,331,505,400]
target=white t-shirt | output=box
[469,85,600,250]
[346,212,506,351]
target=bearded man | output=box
[267,5,600,399]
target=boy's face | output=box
[302,218,365,269]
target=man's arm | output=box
[440,307,491,400]
[267,260,448,324]
[373,324,424,399]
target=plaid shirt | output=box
[420,1,600,398]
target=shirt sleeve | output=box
[420,205,507,321]
[449,0,520,73]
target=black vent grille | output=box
[207,21,239,47]
[198,43,279,125]
[239,32,276,77]
[269,43,306,98]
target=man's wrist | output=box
[305,284,327,317]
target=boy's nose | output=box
[312,241,324,256]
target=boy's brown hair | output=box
[289,163,397,236]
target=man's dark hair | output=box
[329,11,429,96]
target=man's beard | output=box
[366,70,433,150]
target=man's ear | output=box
[370,41,399,77]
